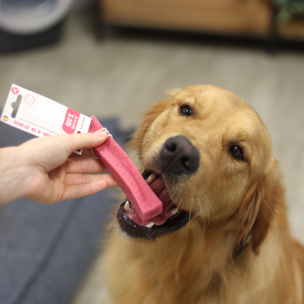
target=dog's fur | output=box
[104,85,304,304]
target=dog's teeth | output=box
[146,172,157,185]
[124,200,131,212]
[171,207,179,215]
[145,222,154,228]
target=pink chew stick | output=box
[89,116,163,222]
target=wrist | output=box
[0,147,25,205]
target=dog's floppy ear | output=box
[128,98,171,153]
[238,160,283,254]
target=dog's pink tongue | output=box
[126,177,174,226]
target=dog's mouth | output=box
[116,169,192,240]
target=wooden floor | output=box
[1,8,304,304]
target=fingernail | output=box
[95,130,108,137]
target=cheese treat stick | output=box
[88,116,163,222]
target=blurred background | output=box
[1,0,304,303]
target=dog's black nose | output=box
[160,136,200,175]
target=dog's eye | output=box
[180,105,192,117]
[230,146,244,160]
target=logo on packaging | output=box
[2,116,9,122]
[11,87,19,94]
[62,108,80,134]
[25,94,35,105]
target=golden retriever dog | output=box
[104,85,304,304]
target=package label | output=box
[1,84,92,154]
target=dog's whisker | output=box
[176,189,182,200]
[172,188,183,209]
[171,188,181,205]
[168,190,177,205]
[177,199,182,209]
[134,138,155,144]
[137,152,150,159]
[202,194,210,226]
[137,150,150,155]
[184,72,194,86]
[132,126,152,132]
[187,196,195,234]
[197,197,207,235]
[178,196,183,210]
[170,189,179,204]
[132,126,163,138]
[197,197,203,217]
[194,203,205,255]
[193,87,202,104]
[184,196,193,236]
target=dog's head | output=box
[117,85,280,254]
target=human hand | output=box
[0,131,118,205]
